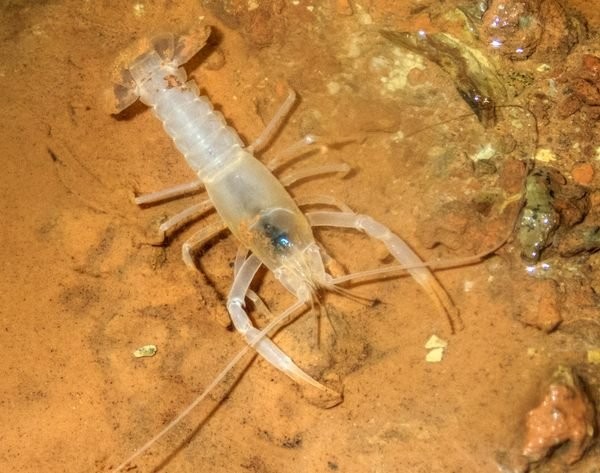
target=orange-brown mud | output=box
[1,1,599,472]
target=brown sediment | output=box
[1,1,599,473]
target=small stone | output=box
[424,334,448,350]
[581,54,600,81]
[202,47,226,71]
[571,78,600,106]
[558,225,600,256]
[425,347,444,363]
[133,344,158,358]
[534,148,558,163]
[557,94,582,119]
[516,279,562,332]
[425,335,447,362]
[415,201,483,252]
[571,162,594,185]
[535,293,562,332]
[552,182,589,227]
[498,157,526,194]
[326,81,341,95]
[335,0,353,15]
[587,349,600,364]
[591,190,600,207]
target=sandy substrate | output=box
[1,1,599,472]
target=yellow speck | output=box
[470,143,496,161]
[425,334,448,350]
[463,280,475,292]
[327,81,341,95]
[534,148,557,162]
[587,349,600,364]
[391,131,405,143]
[354,3,372,25]
[425,335,447,362]
[425,347,444,363]
[133,344,158,358]
[133,3,145,17]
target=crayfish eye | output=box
[247,208,314,266]
[261,222,293,253]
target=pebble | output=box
[571,162,594,185]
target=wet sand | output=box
[1,1,599,472]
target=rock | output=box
[481,0,544,60]
[415,201,483,252]
[581,54,600,81]
[571,77,600,105]
[555,54,600,119]
[517,167,590,260]
[522,366,596,465]
[517,169,562,260]
[552,182,589,227]
[335,0,353,16]
[557,94,582,118]
[201,47,226,71]
[558,225,600,256]
[514,279,562,332]
[480,0,581,60]
[498,157,527,194]
[201,0,285,49]
[571,162,594,186]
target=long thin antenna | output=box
[114,299,306,471]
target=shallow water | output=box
[1,1,599,472]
